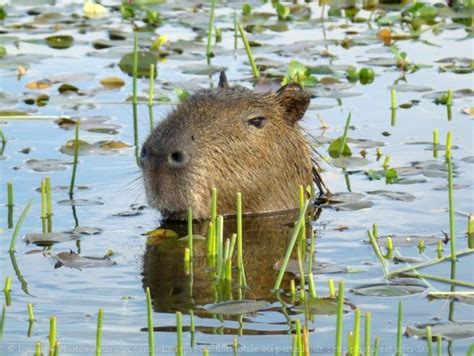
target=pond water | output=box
[0,0,473,355]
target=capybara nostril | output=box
[168,151,189,167]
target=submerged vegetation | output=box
[0,0,473,354]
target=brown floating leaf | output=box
[100,77,125,88]
[54,251,116,269]
[26,80,52,90]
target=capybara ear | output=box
[218,70,230,89]
[276,83,311,125]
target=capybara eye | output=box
[247,116,267,129]
[139,146,148,165]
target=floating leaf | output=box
[45,35,74,49]
[295,297,353,315]
[146,228,178,245]
[58,83,79,94]
[119,51,157,77]
[328,137,352,159]
[71,226,102,235]
[100,77,125,89]
[377,234,442,247]
[352,281,427,297]
[25,80,52,90]
[54,251,115,269]
[24,232,78,246]
[274,259,348,276]
[406,322,474,341]
[25,159,70,172]
[331,157,369,169]
[57,199,104,207]
[203,300,268,315]
[366,190,416,202]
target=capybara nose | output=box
[168,150,190,168]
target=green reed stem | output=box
[295,319,302,356]
[437,241,443,259]
[367,230,388,277]
[53,341,60,356]
[372,223,378,239]
[352,309,361,356]
[347,332,353,354]
[216,215,224,276]
[373,336,379,356]
[446,89,453,121]
[9,199,33,253]
[148,64,155,131]
[3,277,11,294]
[238,24,260,79]
[292,334,298,356]
[46,176,52,232]
[273,200,309,291]
[206,0,216,58]
[339,112,352,156]
[308,273,316,299]
[433,129,439,159]
[145,287,155,356]
[207,221,215,258]
[7,181,13,228]
[388,248,473,278]
[436,334,442,356]
[365,312,371,356]
[395,300,402,356]
[96,308,103,356]
[68,119,80,195]
[468,214,474,249]
[176,311,183,356]
[28,303,35,321]
[49,316,56,356]
[203,347,209,356]
[184,248,190,263]
[35,341,42,356]
[290,279,296,304]
[401,272,474,288]
[383,237,394,259]
[426,325,433,356]
[390,89,396,109]
[328,279,335,298]
[383,155,391,170]
[188,207,193,260]
[446,137,456,261]
[335,280,345,356]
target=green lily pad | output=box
[45,35,74,49]
[328,137,352,158]
[295,297,353,315]
[118,51,158,77]
[203,300,268,315]
[406,322,474,341]
[352,281,427,297]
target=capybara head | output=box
[140,72,324,220]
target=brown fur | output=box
[140,72,324,220]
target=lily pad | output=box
[377,234,442,247]
[25,159,70,172]
[274,259,348,276]
[331,157,369,169]
[203,300,268,315]
[57,199,104,207]
[366,190,416,202]
[54,251,116,269]
[24,232,78,246]
[45,35,74,49]
[71,226,102,235]
[406,322,474,341]
[352,281,427,297]
[118,51,157,77]
[295,297,353,315]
